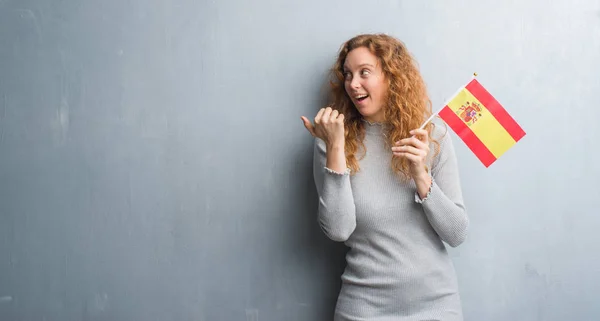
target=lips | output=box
[354,94,369,102]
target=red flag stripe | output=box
[465,79,526,142]
[438,105,497,167]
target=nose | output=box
[350,76,361,90]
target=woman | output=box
[301,34,469,321]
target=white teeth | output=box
[355,94,368,99]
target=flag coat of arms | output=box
[436,77,525,167]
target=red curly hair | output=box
[328,33,439,180]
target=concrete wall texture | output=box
[1,0,599,320]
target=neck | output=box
[362,116,386,125]
[363,111,386,124]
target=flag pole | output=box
[418,72,478,130]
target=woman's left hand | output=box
[392,128,430,179]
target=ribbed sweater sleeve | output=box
[312,138,356,242]
[418,130,469,247]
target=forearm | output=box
[317,169,356,242]
[325,141,346,174]
[419,182,469,247]
[417,128,469,247]
[313,138,356,242]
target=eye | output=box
[360,69,370,77]
[343,71,352,80]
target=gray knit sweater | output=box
[313,120,469,321]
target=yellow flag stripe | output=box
[447,89,516,158]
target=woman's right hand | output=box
[301,107,345,147]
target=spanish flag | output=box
[436,77,525,167]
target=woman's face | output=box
[343,47,388,123]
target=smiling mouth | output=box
[355,94,369,102]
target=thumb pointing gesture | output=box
[301,116,316,137]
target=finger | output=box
[337,113,345,123]
[394,139,429,158]
[396,137,427,149]
[391,145,422,156]
[322,107,332,123]
[315,108,326,124]
[393,152,420,163]
[330,109,339,121]
[301,116,316,136]
[413,138,429,151]
[410,128,428,136]
[410,129,429,142]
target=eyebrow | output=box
[343,63,376,71]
